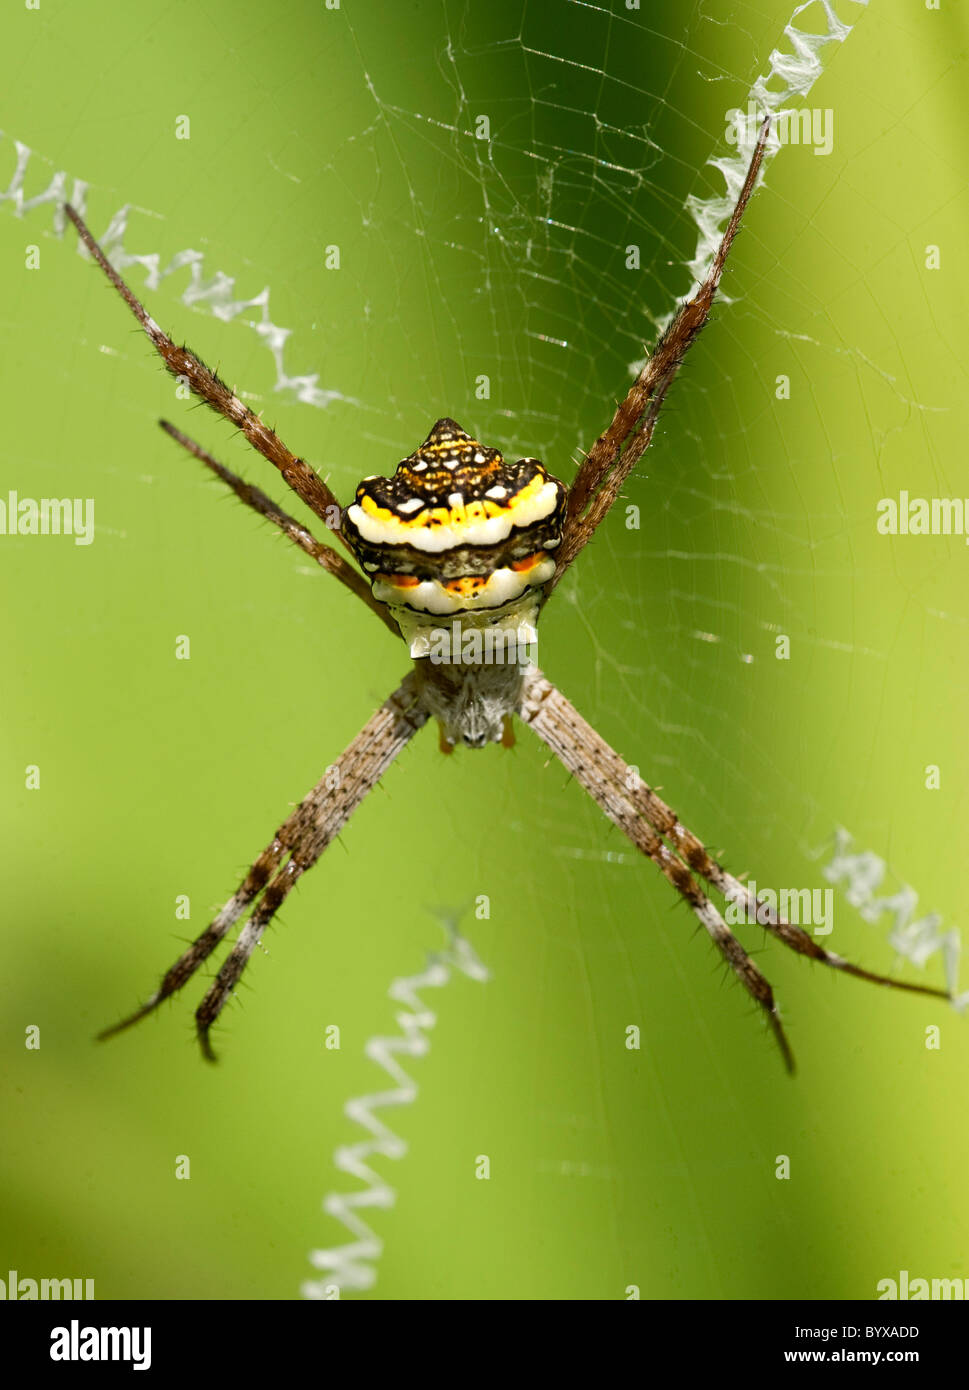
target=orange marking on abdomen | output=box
[375,572,419,589]
[511,552,544,573]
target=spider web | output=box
[4,0,964,1300]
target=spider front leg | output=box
[158,422,399,637]
[549,116,771,592]
[64,204,349,540]
[99,674,426,1059]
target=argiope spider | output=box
[65,119,948,1072]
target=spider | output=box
[65,120,948,1071]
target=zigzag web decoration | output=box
[664,0,870,327]
[0,129,354,412]
[301,917,489,1299]
[818,829,969,1011]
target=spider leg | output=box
[98,673,426,1059]
[622,765,950,1002]
[716,873,951,1000]
[519,668,947,1066]
[158,421,398,638]
[549,117,770,592]
[64,204,352,545]
[519,668,795,1072]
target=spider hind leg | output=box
[98,675,427,1059]
[617,751,951,1005]
[519,668,797,1071]
[670,851,796,1072]
[95,843,285,1044]
[731,889,951,1002]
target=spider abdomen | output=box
[342,418,566,747]
[342,418,566,655]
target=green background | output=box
[2,0,967,1300]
